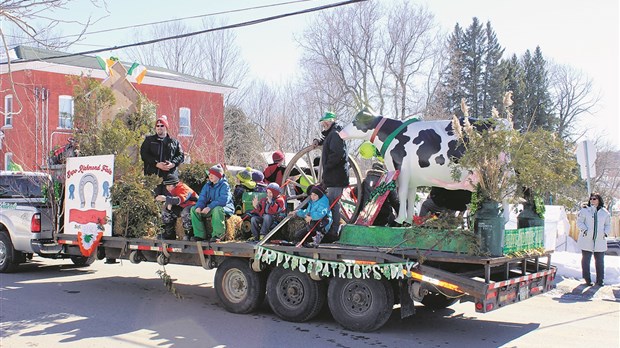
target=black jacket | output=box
[318,122,349,187]
[140,134,184,177]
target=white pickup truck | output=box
[0,170,93,272]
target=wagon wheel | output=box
[282,145,363,223]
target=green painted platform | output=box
[338,225,544,256]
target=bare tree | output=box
[297,0,443,119]
[126,22,201,75]
[384,3,442,118]
[0,0,106,49]
[549,63,601,140]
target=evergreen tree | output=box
[440,18,504,118]
[223,106,264,168]
[519,47,555,131]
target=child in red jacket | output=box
[249,182,286,241]
[156,173,197,240]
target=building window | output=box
[179,107,191,136]
[59,95,74,129]
[4,152,12,171]
[4,95,13,127]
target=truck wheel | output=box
[421,291,458,310]
[129,250,143,264]
[157,254,169,265]
[328,277,394,332]
[0,233,20,273]
[266,267,326,322]
[215,258,265,314]
[70,254,96,267]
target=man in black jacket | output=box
[313,112,349,240]
[140,115,184,195]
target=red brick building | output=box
[0,46,234,171]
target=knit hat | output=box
[208,164,224,179]
[310,184,325,199]
[251,170,264,183]
[236,167,256,189]
[319,111,336,122]
[272,151,285,163]
[267,182,281,196]
[372,162,386,172]
[156,115,169,129]
[163,172,179,185]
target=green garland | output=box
[255,246,418,280]
[368,181,396,202]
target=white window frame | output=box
[4,95,13,127]
[4,152,13,171]
[179,107,191,136]
[58,95,74,129]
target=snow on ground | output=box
[552,236,620,286]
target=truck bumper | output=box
[31,240,63,255]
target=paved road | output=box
[1,258,618,348]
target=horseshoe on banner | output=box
[79,173,99,208]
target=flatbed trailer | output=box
[56,233,556,332]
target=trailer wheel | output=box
[328,277,394,332]
[129,250,143,264]
[0,233,19,273]
[70,254,96,267]
[215,258,265,314]
[157,254,169,265]
[421,291,458,310]
[266,267,326,322]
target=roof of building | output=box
[4,45,235,93]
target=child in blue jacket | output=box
[190,164,234,241]
[291,184,332,246]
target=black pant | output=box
[581,250,605,284]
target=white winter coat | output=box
[576,205,610,252]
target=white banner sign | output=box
[64,155,114,255]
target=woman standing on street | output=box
[577,193,611,286]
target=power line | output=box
[5,0,366,65]
[10,0,317,45]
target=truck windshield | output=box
[0,176,48,199]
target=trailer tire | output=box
[0,233,19,273]
[266,267,326,322]
[421,291,458,310]
[328,277,394,332]
[215,258,265,314]
[70,254,96,267]
[129,250,143,264]
[157,254,169,266]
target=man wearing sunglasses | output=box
[140,115,184,195]
[577,192,611,286]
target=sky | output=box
[39,0,620,149]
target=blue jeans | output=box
[250,214,275,239]
[581,250,605,284]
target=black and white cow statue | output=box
[339,108,503,224]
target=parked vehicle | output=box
[0,171,93,272]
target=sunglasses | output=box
[155,124,165,128]
[590,197,598,201]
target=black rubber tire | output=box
[129,250,142,264]
[70,254,96,267]
[328,277,394,332]
[157,254,169,266]
[215,258,266,314]
[421,291,458,310]
[266,267,326,322]
[0,232,19,273]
